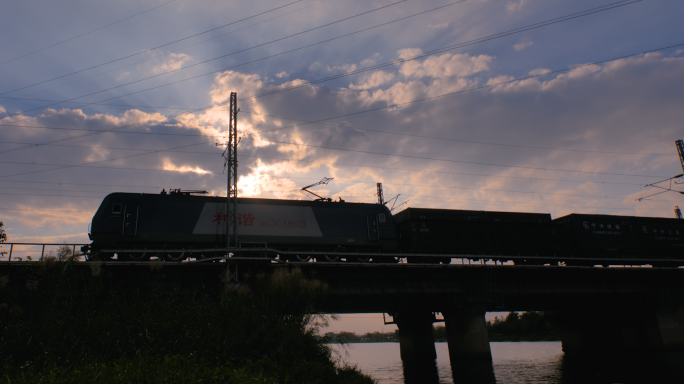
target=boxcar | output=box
[393,208,559,262]
[633,216,684,259]
[552,214,640,262]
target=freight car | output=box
[553,214,684,266]
[394,208,684,266]
[393,207,565,264]
[86,191,398,261]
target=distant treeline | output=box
[328,311,560,343]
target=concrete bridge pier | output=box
[560,304,684,368]
[443,305,493,361]
[395,311,439,383]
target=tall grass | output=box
[0,262,372,383]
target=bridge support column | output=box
[395,311,439,383]
[444,305,492,361]
[561,304,684,366]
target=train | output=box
[83,190,684,266]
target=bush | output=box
[0,263,373,383]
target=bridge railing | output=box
[0,243,90,262]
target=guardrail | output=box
[2,243,683,267]
[0,243,89,261]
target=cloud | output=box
[1,204,92,228]
[145,52,193,75]
[0,105,5,114]
[275,71,288,78]
[514,40,533,51]
[397,48,423,60]
[349,71,395,90]
[506,0,529,12]
[1,50,683,242]
[161,158,211,175]
[396,51,493,79]
[429,23,450,29]
[360,53,381,67]
[116,71,131,81]
[529,68,551,76]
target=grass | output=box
[0,262,374,383]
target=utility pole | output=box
[637,139,684,201]
[221,92,239,251]
[376,182,384,205]
[676,139,684,173]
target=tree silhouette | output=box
[0,221,7,258]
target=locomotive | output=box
[86,190,397,262]
[85,190,684,266]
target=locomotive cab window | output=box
[112,204,122,214]
[379,213,386,223]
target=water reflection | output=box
[331,342,684,383]
[450,360,496,384]
[558,353,682,383]
[402,358,440,384]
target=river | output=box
[331,342,681,383]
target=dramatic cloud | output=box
[1,0,682,255]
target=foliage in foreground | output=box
[0,262,374,383]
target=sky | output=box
[1,0,684,332]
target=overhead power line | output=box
[0,156,675,203]
[2,0,410,116]
[0,127,674,180]
[235,0,642,103]
[0,207,94,213]
[258,46,684,136]
[21,0,331,99]
[2,39,682,160]
[0,0,305,94]
[0,0,641,153]
[237,136,672,178]
[0,140,668,186]
[0,0,181,67]
[0,99,672,157]
[1,0,639,123]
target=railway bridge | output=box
[2,257,684,377]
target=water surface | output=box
[332,342,681,383]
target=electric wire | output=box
[0,101,673,157]
[2,0,410,116]
[237,136,675,179]
[258,44,684,136]
[2,41,682,170]
[1,0,640,125]
[1,156,679,203]
[0,190,675,213]
[0,140,669,187]
[0,0,181,67]
[19,0,331,99]
[0,129,675,179]
[235,0,642,102]
[0,0,305,94]
[0,1,645,155]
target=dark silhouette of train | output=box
[85,191,684,266]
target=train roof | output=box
[100,192,385,208]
